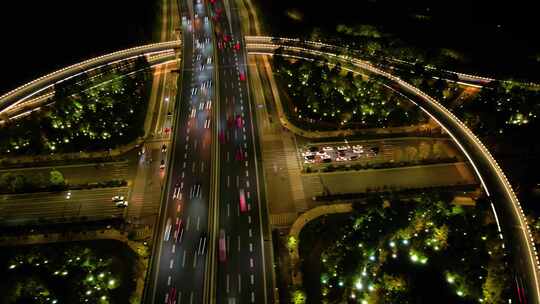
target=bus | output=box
[219,229,226,262]
[239,188,247,213]
[164,218,172,242]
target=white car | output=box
[322,146,334,152]
[112,195,124,202]
[302,151,316,157]
[115,200,128,208]
[353,148,363,154]
[337,145,350,151]
[336,156,348,162]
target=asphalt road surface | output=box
[212,0,269,303]
[150,0,215,303]
[0,187,128,225]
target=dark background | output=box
[259,0,540,80]
[0,0,158,95]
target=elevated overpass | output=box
[245,36,540,304]
[0,40,181,117]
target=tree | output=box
[0,172,15,190]
[11,175,27,193]
[49,170,65,188]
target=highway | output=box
[148,0,216,303]
[245,38,540,304]
[211,0,270,303]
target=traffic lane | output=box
[155,92,212,301]
[216,59,266,303]
[0,187,128,224]
[155,8,215,302]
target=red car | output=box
[235,147,245,161]
[239,189,247,213]
[219,130,226,144]
[167,287,177,304]
[239,72,246,81]
[236,115,243,128]
[219,229,227,262]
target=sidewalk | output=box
[288,203,352,287]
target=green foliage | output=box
[301,192,510,303]
[456,81,540,136]
[0,62,151,156]
[49,169,65,187]
[274,57,424,130]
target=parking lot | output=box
[299,138,460,167]
[302,143,380,164]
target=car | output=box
[173,218,183,242]
[304,154,315,160]
[235,147,245,161]
[167,287,177,304]
[302,151,316,157]
[219,130,226,144]
[236,114,243,128]
[219,229,226,262]
[322,146,334,152]
[337,145,350,151]
[198,233,207,255]
[304,159,315,164]
[115,200,128,208]
[353,148,363,154]
[316,151,327,157]
[336,156,348,162]
[239,189,247,213]
[161,144,167,153]
[239,72,246,81]
[112,195,125,202]
[160,159,165,169]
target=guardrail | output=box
[0,40,181,115]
